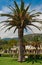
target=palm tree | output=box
[33,36,41,54]
[0,0,42,62]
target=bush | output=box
[1,53,12,57]
[25,54,42,59]
[0,54,1,57]
[0,53,18,58]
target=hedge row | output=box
[0,53,42,59]
[0,53,18,57]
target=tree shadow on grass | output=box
[25,56,42,64]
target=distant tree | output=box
[32,36,41,54]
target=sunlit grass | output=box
[0,57,42,65]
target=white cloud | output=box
[34,4,42,12]
[0,11,3,13]
[35,14,42,19]
[0,28,18,38]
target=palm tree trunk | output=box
[18,28,25,62]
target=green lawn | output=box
[0,57,42,65]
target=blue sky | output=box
[0,0,42,10]
[0,0,42,38]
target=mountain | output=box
[2,37,18,41]
[1,33,42,41]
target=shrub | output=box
[1,53,12,57]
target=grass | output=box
[0,57,42,65]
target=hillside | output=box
[1,33,42,41]
[24,33,42,41]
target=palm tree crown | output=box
[0,0,42,32]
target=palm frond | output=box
[30,14,40,17]
[0,25,10,31]
[0,21,4,23]
[29,24,41,31]
[7,6,14,11]
[8,5,14,10]
[25,3,31,13]
[30,12,42,17]
[0,14,14,18]
[5,25,13,32]
[24,27,27,32]
[8,5,17,14]
[21,0,24,11]
[0,20,12,23]
[0,23,9,28]
[34,12,42,14]
[27,26,34,33]
[0,19,17,26]
[32,19,42,23]
[14,1,20,14]
[14,27,17,33]
[29,10,35,14]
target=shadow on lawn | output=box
[25,56,42,64]
[10,57,42,64]
[8,55,42,64]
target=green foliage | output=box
[24,34,42,42]
[0,39,8,50]
[0,39,18,50]
[1,53,11,57]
